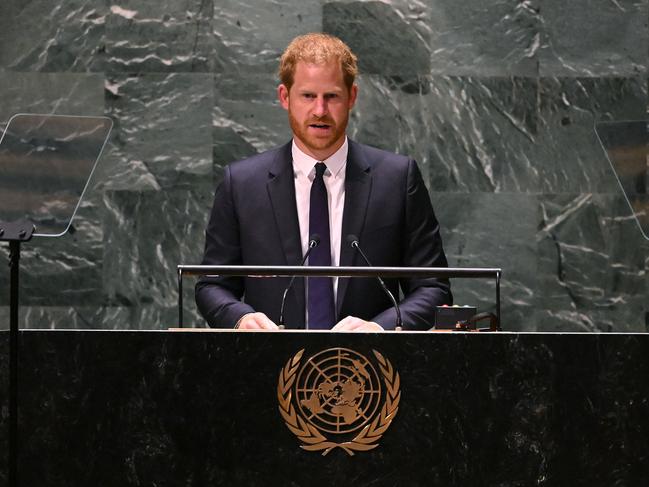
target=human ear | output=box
[348,83,358,108]
[278,84,290,110]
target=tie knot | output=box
[314,162,327,178]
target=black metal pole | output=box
[9,240,20,487]
[178,268,183,328]
[178,264,501,279]
[496,271,501,331]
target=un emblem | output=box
[277,348,401,456]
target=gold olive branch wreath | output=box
[277,349,401,456]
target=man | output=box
[196,33,451,331]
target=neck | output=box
[293,136,346,161]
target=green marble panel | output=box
[540,0,648,76]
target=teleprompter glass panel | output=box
[595,120,649,241]
[0,114,112,237]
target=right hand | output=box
[236,312,279,330]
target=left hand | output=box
[332,316,384,332]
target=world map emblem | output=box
[277,348,401,456]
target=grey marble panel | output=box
[323,1,431,76]
[536,194,647,331]
[349,75,539,193]
[1,305,114,329]
[537,77,647,194]
[540,0,648,77]
[0,303,203,330]
[105,0,215,73]
[213,72,292,162]
[102,185,212,327]
[212,0,322,75]
[212,125,258,178]
[0,0,107,71]
[0,202,105,306]
[432,192,537,331]
[428,0,541,76]
[324,0,540,76]
[103,73,213,190]
[0,72,105,127]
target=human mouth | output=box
[308,122,332,132]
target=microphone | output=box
[346,234,403,331]
[278,234,321,328]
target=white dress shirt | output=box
[292,137,347,307]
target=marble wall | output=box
[0,0,647,331]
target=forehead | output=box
[291,60,346,90]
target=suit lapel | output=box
[267,142,301,264]
[266,142,305,325]
[337,140,372,317]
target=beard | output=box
[288,109,349,156]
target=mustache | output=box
[307,117,335,126]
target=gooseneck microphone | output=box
[346,234,403,331]
[278,234,321,328]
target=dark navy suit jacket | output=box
[195,139,452,330]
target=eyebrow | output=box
[297,88,344,95]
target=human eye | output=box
[302,93,316,99]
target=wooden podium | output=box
[1,329,648,486]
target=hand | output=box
[332,316,384,332]
[235,312,279,330]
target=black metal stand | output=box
[8,241,19,487]
[0,112,113,487]
[2,220,34,487]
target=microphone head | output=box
[309,234,321,246]
[346,234,359,246]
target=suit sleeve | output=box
[195,165,255,327]
[371,159,452,330]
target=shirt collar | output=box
[292,137,348,179]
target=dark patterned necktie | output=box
[308,162,335,329]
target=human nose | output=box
[313,95,328,118]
